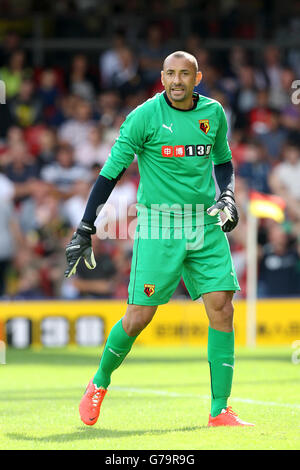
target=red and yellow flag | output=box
[249,191,285,223]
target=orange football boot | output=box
[208,407,255,427]
[79,379,107,426]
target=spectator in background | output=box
[8,78,43,128]
[36,127,57,169]
[111,46,143,99]
[0,49,30,99]
[66,54,97,102]
[47,93,80,128]
[17,183,70,298]
[5,125,24,146]
[256,109,288,161]
[258,223,300,297]
[285,1,300,76]
[248,89,272,136]
[18,181,53,234]
[233,65,258,115]
[0,126,24,161]
[13,266,46,300]
[37,69,61,121]
[74,124,111,167]
[121,89,148,115]
[41,143,90,195]
[260,45,283,94]
[71,238,117,299]
[11,243,44,299]
[184,33,202,57]
[219,46,249,106]
[0,171,22,297]
[3,140,39,181]
[138,23,169,87]
[18,181,70,253]
[97,89,121,128]
[62,180,91,229]
[3,141,40,201]
[0,31,21,66]
[58,98,95,150]
[269,143,300,220]
[211,88,235,140]
[194,47,210,73]
[238,141,271,194]
[95,171,137,241]
[280,104,300,133]
[225,45,249,79]
[103,113,126,147]
[269,67,296,110]
[0,170,15,201]
[194,64,220,98]
[99,30,127,89]
[228,128,248,168]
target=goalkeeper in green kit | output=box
[65,51,254,427]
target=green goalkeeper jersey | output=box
[100,92,232,225]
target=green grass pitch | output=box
[0,345,299,450]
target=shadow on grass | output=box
[0,394,159,402]
[1,374,299,403]
[6,425,206,443]
[5,351,206,366]
[6,350,292,366]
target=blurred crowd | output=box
[0,20,299,300]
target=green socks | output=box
[93,320,234,417]
[93,319,138,389]
[207,326,235,417]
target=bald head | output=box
[163,51,198,75]
[161,50,202,109]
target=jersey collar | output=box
[163,91,199,111]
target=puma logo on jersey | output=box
[162,123,173,133]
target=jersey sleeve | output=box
[212,104,232,165]
[100,106,147,180]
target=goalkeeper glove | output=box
[207,189,239,232]
[64,221,97,278]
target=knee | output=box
[126,313,151,336]
[123,306,157,336]
[221,301,234,325]
[208,295,234,331]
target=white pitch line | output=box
[111,386,300,410]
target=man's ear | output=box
[195,71,202,86]
[161,70,165,87]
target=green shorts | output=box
[127,222,240,306]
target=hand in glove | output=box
[207,190,239,232]
[64,221,96,278]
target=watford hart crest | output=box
[199,119,210,134]
[144,284,155,297]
